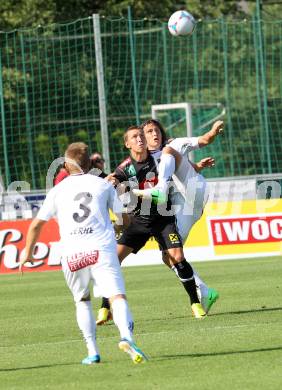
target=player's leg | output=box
[110,295,147,364]
[76,295,101,365]
[62,261,100,364]
[154,146,178,192]
[161,249,208,299]
[175,187,219,313]
[174,202,210,300]
[133,146,181,203]
[93,251,147,363]
[97,217,150,325]
[96,297,112,325]
[167,248,206,318]
[96,244,133,325]
[154,216,206,318]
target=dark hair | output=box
[123,125,142,143]
[90,152,105,166]
[140,119,167,147]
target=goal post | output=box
[152,103,193,138]
[151,102,226,160]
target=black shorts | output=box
[118,215,183,253]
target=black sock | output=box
[181,279,199,305]
[101,297,110,310]
[173,260,200,305]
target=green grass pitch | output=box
[1,257,282,389]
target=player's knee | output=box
[162,146,173,155]
[174,253,185,263]
[109,294,127,306]
[173,259,194,282]
[162,146,182,166]
[169,250,184,263]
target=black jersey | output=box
[114,154,172,218]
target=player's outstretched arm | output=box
[19,218,46,274]
[192,157,215,172]
[198,120,224,147]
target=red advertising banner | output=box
[1,201,281,273]
[209,214,282,246]
[0,219,61,274]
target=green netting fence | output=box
[0,14,281,189]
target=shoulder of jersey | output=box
[117,156,132,170]
[87,174,114,191]
[86,172,106,181]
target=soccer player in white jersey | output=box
[134,119,224,311]
[20,142,147,365]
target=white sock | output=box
[111,298,134,343]
[75,300,99,357]
[157,154,175,192]
[193,270,209,300]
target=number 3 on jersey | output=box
[73,192,93,223]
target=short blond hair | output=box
[65,142,90,172]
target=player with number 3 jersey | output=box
[20,142,147,365]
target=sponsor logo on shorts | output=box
[169,233,180,243]
[67,250,99,272]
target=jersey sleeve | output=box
[36,189,56,221]
[114,167,127,183]
[170,137,200,155]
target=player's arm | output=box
[20,188,56,274]
[19,218,47,273]
[198,120,224,148]
[105,172,120,186]
[113,167,127,184]
[113,167,131,196]
[191,157,215,172]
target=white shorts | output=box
[172,181,209,242]
[61,250,125,303]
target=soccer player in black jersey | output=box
[96,125,206,324]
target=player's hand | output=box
[211,120,224,135]
[106,173,120,186]
[199,157,215,169]
[194,157,215,172]
[19,252,33,275]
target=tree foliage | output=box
[0,1,281,187]
[1,0,282,30]
[0,0,55,30]
[0,0,249,31]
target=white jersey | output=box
[150,137,208,241]
[169,136,200,155]
[37,173,123,253]
[170,137,208,240]
[169,137,201,181]
[150,137,206,195]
